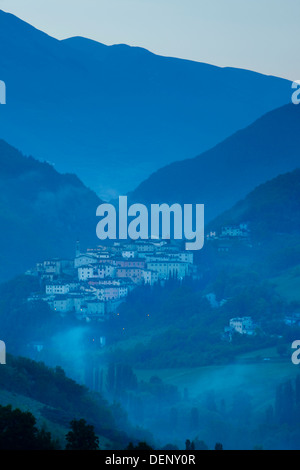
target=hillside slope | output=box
[131,104,300,221]
[206,168,300,289]
[0,139,101,281]
[0,355,127,449]
[209,168,300,236]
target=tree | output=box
[169,407,178,429]
[161,444,179,450]
[106,363,116,395]
[126,442,153,450]
[0,405,55,450]
[190,407,199,431]
[215,442,223,450]
[265,405,274,425]
[193,438,208,450]
[206,390,217,412]
[185,439,191,450]
[65,419,99,450]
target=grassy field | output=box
[135,347,300,413]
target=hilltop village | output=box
[27,240,196,321]
[23,219,300,354]
[25,223,275,340]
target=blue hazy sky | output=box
[1,0,298,80]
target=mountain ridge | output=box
[0,139,102,281]
[0,9,292,198]
[130,103,300,222]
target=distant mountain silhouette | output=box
[0,139,101,281]
[205,168,300,277]
[0,9,292,199]
[131,104,300,221]
[209,168,300,237]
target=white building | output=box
[135,242,157,252]
[176,252,194,264]
[78,265,95,281]
[37,259,60,276]
[78,264,116,281]
[46,282,79,295]
[69,294,86,313]
[221,223,249,238]
[122,250,136,259]
[147,261,189,280]
[46,283,70,295]
[94,265,116,279]
[118,285,129,298]
[74,254,99,268]
[229,317,254,335]
[85,300,106,318]
[143,269,159,285]
[52,296,74,313]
